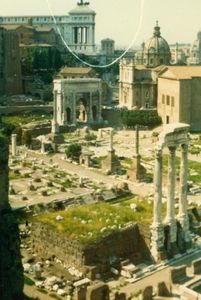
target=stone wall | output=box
[31,222,152,273]
[0,209,24,300]
[0,136,24,300]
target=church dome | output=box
[144,22,170,54]
[143,22,171,67]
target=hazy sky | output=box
[1,0,201,47]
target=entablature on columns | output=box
[157,123,189,150]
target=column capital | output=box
[181,143,188,152]
[155,147,163,159]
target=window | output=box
[160,58,164,64]
[166,95,170,105]
[171,96,175,107]
[162,94,165,104]
[150,58,153,64]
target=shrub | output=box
[24,275,35,286]
[85,133,96,141]
[121,109,162,129]
[65,143,82,162]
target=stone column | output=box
[135,125,139,155]
[178,144,191,245]
[11,134,17,157]
[151,148,165,262]
[72,92,77,125]
[153,148,163,225]
[97,89,103,123]
[88,92,93,123]
[109,129,114,151]
[52,90,59,133]
[166,146,178,251]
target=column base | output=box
[150,223,166,263]
[51,120,59,134]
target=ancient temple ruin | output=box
[151,123,191,263]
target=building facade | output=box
[157,66,201,130]
[101,38,115,56]
[0,0,96,55]
[52,67,103,133]
[188,31,201,65]
[0,27,22,95]
[119,22,170,109]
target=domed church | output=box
[143,21,171,67]
[119,22,171,109]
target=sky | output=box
[1,0,201,47]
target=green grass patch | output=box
[91,156,107,168]
[37,288,48,294]
[9,171,23,180]
[33,198,156,244]
[2,114,52,127]
[24,275,35,286]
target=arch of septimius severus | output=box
[151,123,192,262]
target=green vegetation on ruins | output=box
[32,197,168,244]
[2,114,52,128]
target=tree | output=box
[65,143,82,162]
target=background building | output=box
[157,66,201,130]
[188,31,201,65]
[0,0,96,55]
[101,38,115,56]
[119,22,170,109]
[0,27,22,95]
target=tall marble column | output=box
[166,146,177,249]
[52,90,59,133]
[109,129,114,151]
[151,148,165,262]
[72,93,77,125]
[88,92,93,123]
[11,134,17,157]
[153,148,163,225]
[178,143,191,244]
[97,90,103,123]
[135,125,139,155]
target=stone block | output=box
[170,265,187,284]
[86,282,109,300]
[157,281,170,297]
[140,286,153,300]
[192,258,201,274]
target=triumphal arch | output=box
[52,76,103,133]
